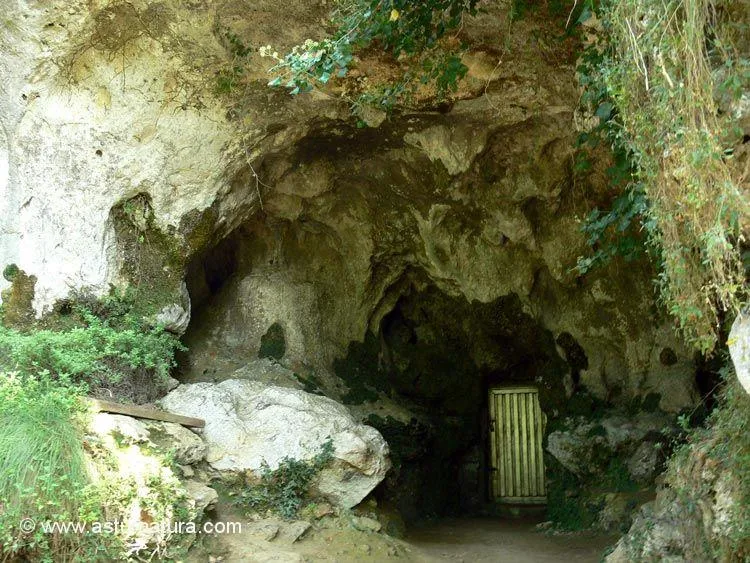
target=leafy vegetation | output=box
[238,439,335,519]
[215,30,253,95]
[575,0,749,352]
[0,289,185,400]
[0,368,197,561]
[259,0,479,114]
[0,290,190,558]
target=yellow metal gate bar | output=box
[489,386,546,504]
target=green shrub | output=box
[258,0,480,114]
[0,293,185,395]
[0,372,93,561]
[2,263,19,282]
[238,439,335,519]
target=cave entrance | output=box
[488,386,547,504]
[336,282,573,523]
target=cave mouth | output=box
[175,219,595,525]
[177,223,247,380]
[333,283,577,524]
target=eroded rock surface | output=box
[86,412,214,553]
[0,0,698,414]
[547,412,675,480]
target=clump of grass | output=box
[0,372,90,560]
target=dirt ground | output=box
[191,509,617,563]
[406,518,616,563]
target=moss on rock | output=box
[0,267,37,329]
[110,194,186,318]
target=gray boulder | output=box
[159,379,391,508]
[546,419,607,476]
[547,412,675,481]
[729,310,750,395]
[627,441,662,483]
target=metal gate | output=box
[489,386,546,504]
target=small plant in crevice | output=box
[237,439,335,519]
[214,28,253,95]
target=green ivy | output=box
[260,0,479,111]
[238,439,335,519]
[574,185,649,274]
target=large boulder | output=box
[546,419,608,477]
[159,379,391,508]
[729,310,750,395]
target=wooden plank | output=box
[512,393,521,496]
[534,396,546,495]
[89,399,205,428]
[495,393,505,498]
[488,391,499,499]
[527,392,538,497]
[520,392,528,497]
[504,393,513,496]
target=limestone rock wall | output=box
[0,0,698,411]
[0,0,343,312]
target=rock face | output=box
[0,0,698,414]
[87,412,214,553]
[729,310,750,395]
[607,380,750,562]
[0,0,345,314]
[546,412,675,482]
[545,410,677,533]
[607,451,748,562]
[160,379,391,508]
